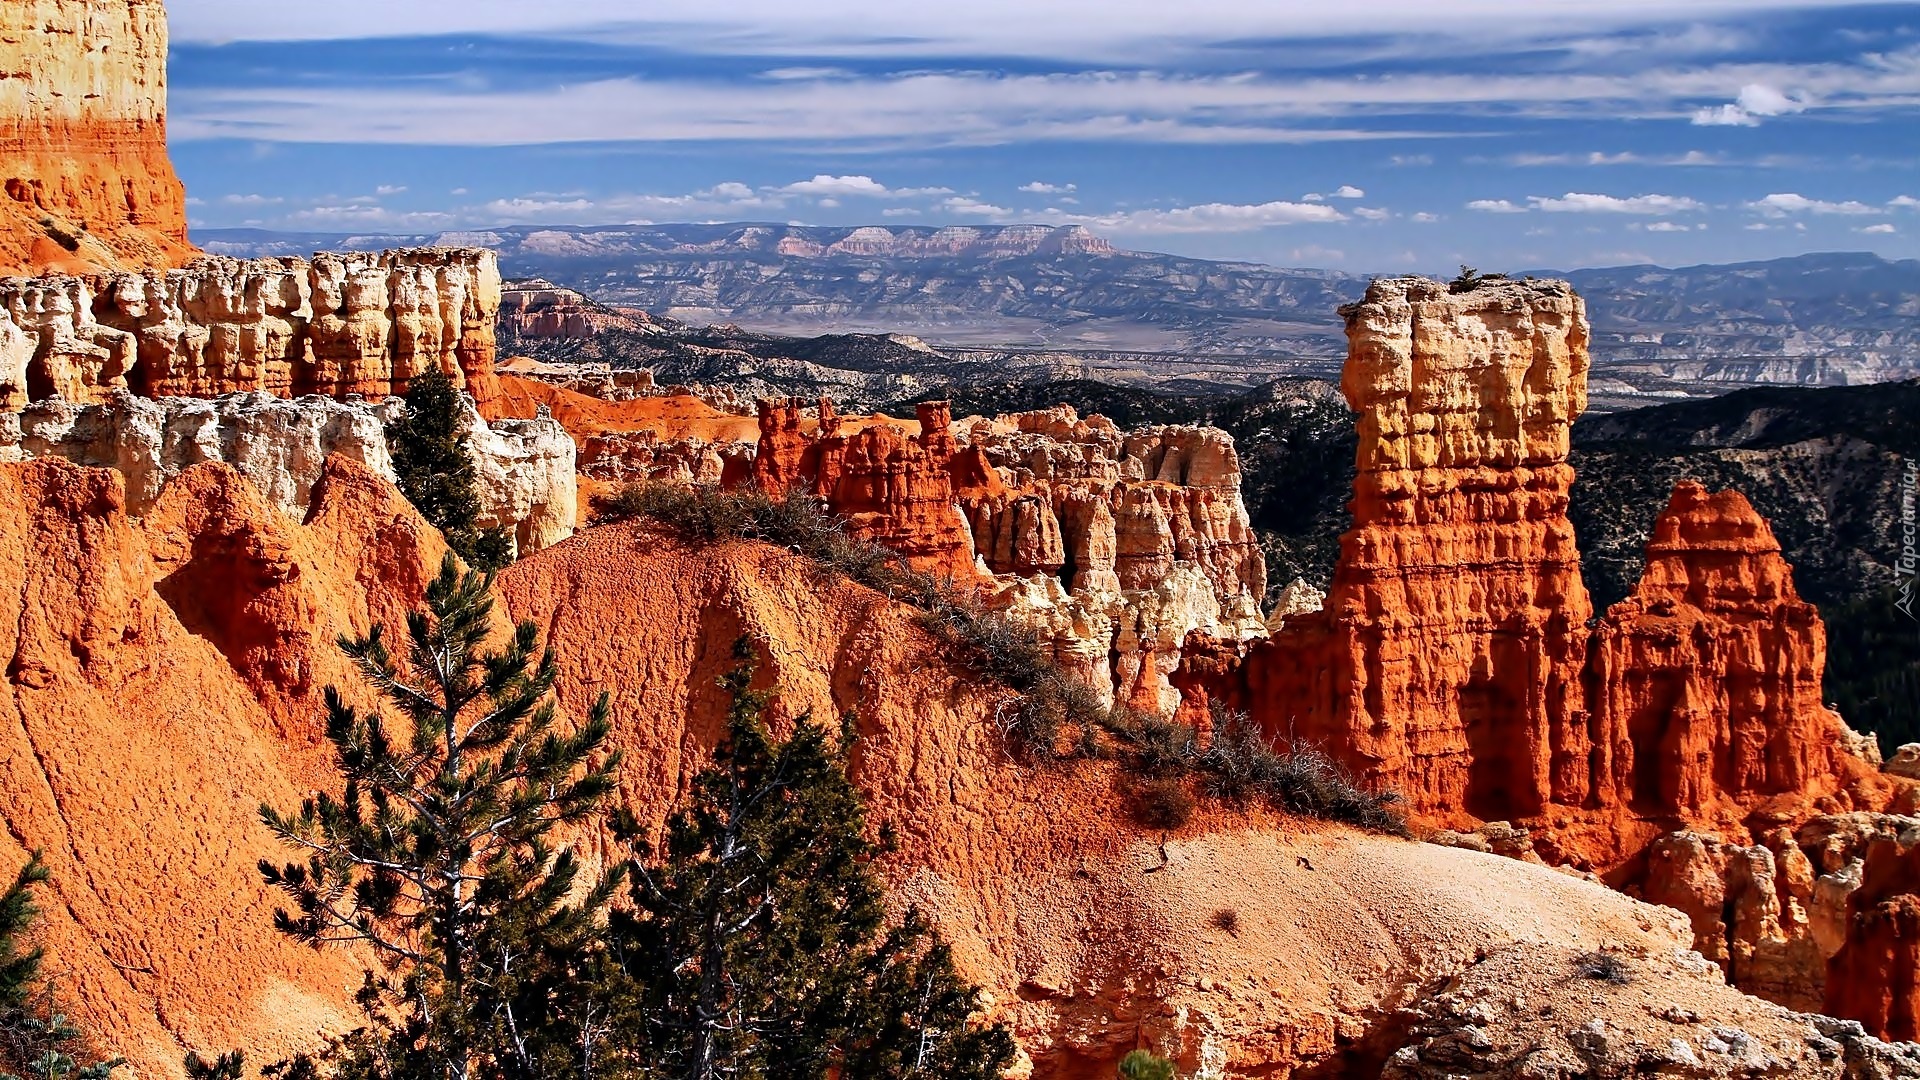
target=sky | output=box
[165,1,1920,272]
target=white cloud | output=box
[780,174,889,197]
[1508,149,1726,167]
[1331,184,1365,199]
[374,184,408,196]
[1891,195,1920,209]
[1747,192,1879,216]
[1390,154,1433,167]
[221,193,284,205]
[942,196,1012,217]
[1691,81,1814,126]
[1353,207,1390,220]
[450,187,469,195]
[779,174,952,198]
[1410,211,1440,223]
[1019,181,1077,194]
[1466,199,1525,213]
[173,45,1920,149]
[1530,192,1704,214]
[1858,223,1898,234]
[1636,221,1695,232]
[166,0,1881,59]
[707,181,757,199]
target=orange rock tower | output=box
[1224,276,1594,821]
[0,0,195,274]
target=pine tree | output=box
[260,552,621,1080]
[390,369,512,573]
[604,638,1014,1080]
[0,855,46,1015]
[0,856,122,1080]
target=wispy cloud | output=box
[1747,191,1880,216]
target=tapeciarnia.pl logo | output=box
[1901,460,1918,620]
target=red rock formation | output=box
[1827,835,1920,1040]
[1587,481,1860,819]
[1203,277,1593,822]
[753,397,978,578]
[0,0,195,274]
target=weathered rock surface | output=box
[0,248,502,409]
[499,278,659,341]
[1826,821,1920,1041]
[0,0,195,275]
[1191,277,1594,822]
[951,406,1266,713]
[754,397,979,579]
[0,389,575,554]
[1589,481,1860,821]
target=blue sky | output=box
[166,1,1920,272]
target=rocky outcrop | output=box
[0,249,502,409]
[0,0,195,275]
[1588,481,1858,819]
[952,406,1266,713]
[499,278,658,342]
[754,397,978,579]
[1192,277,1592,821]
[1825,820,1920,1040]
[0,389,574,554]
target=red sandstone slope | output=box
[0,0,195,274]
[0,456,1895,1078]
[0,455,456,1074]
[494,522,1841,1077]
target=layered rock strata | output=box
[0,248,502,409]
[1588,482,1860,820]
[1194,277,1593,820]
[0,0,195,274]
[954,406,1267,714]
[0,389,574,554]
[754,397,978,579]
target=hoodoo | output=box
[0,0,195,274]
[1190,276,1595,820]
[0,249,504,408]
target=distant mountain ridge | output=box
[196,224,1920,391]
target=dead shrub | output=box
[1132,777,1196,830]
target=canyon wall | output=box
[0,0,194,274]
[0,249,503,409]
[0,389,575,554]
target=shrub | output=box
[1208,909,1240,936]
[1132,777,1196,830]
[1572,950,1633,984]
[1200,709,1407,835]
[1118,1049,1177,1080]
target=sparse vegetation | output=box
[0,856,122,1080]
[1572,950,1633,984]
[1131,777,1197,830]
[1208,909,1241,936]
[1117,1049,1177,1080]
[596,480,1407,833]
[1448,264,1508,294]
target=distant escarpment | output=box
[0,0,195,274]
[0,248,502,407]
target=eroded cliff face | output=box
[955,406,1267,714]
[0,389,576,554]
[0,0,194,274]
[754,397,979,579]
[1588,481,1864,822]
[1192,277,1593,821]
[0,249,503,409]
[1,453,1913,1079]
